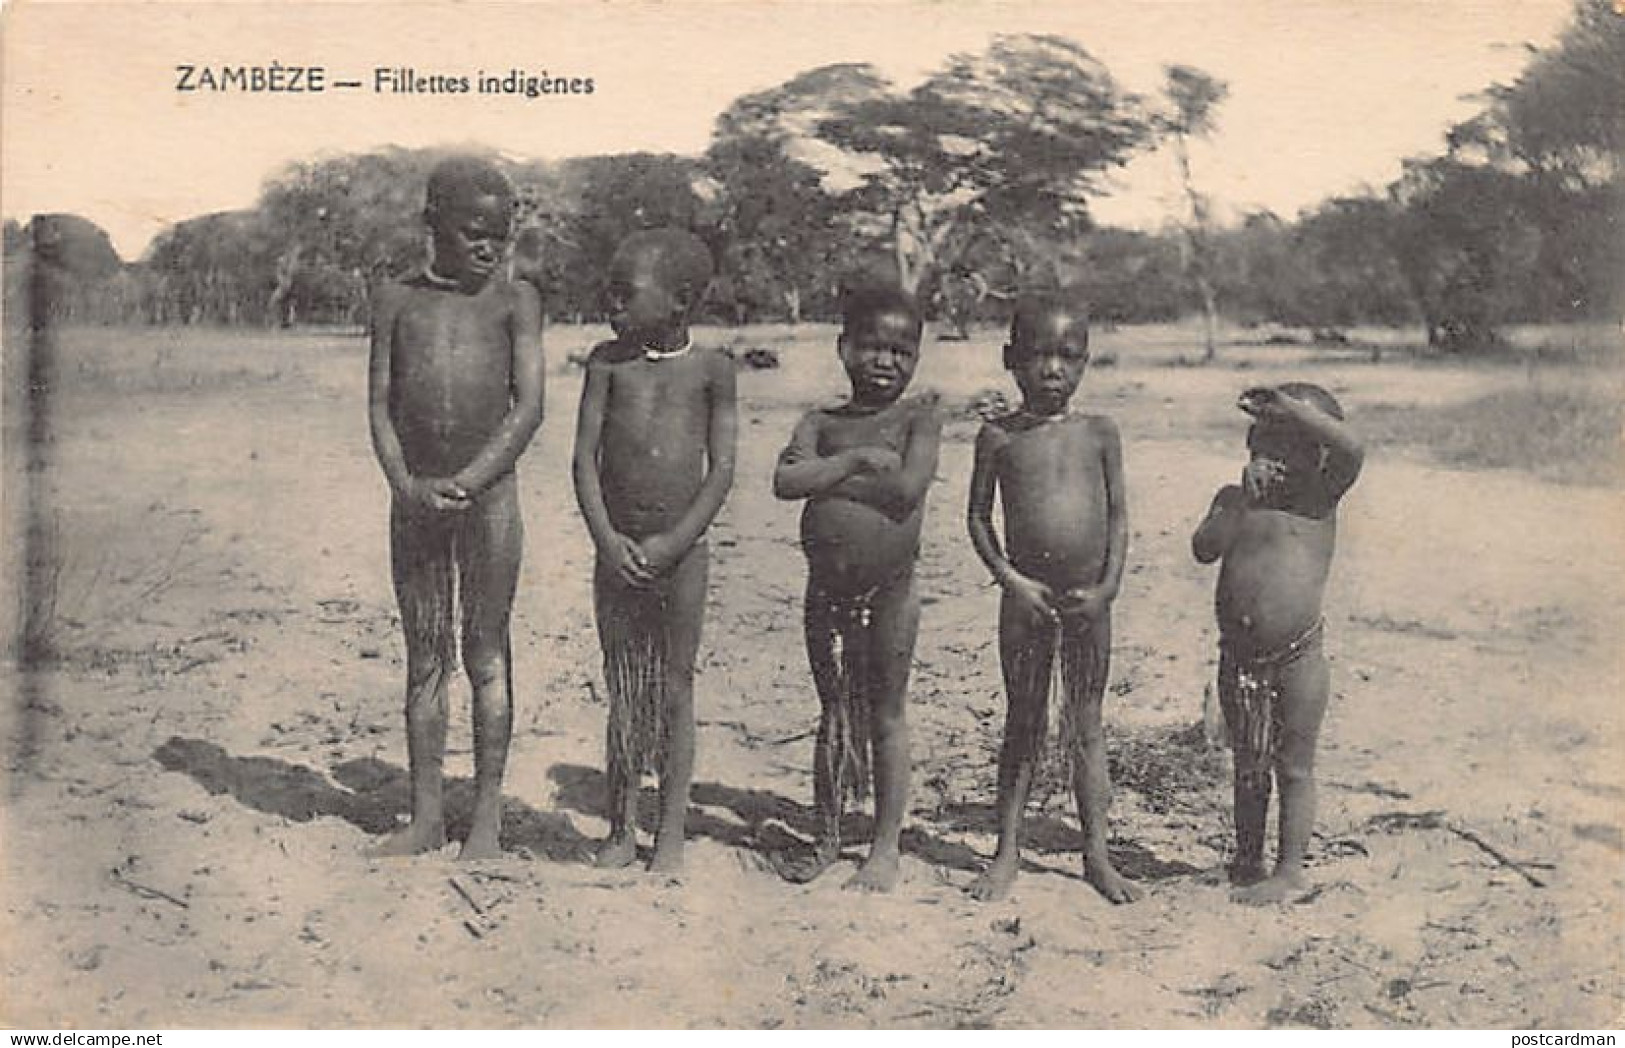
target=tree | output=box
[1156,64,1228,359]
[1288,197,1414,328]
[26,214,124,323]
[257,148,441,325]
[1213,211,1297,326]
[1384,0,1624,348]
[1388,158,1542,350]
[145,211,274,324]
[1476,0,1625,322]
[1074,226,1189,324]
[763,37,1150,301]
[706,89,844,323]
[549,153,710,320]
[506,159,585,317]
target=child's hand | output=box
[602,532,655,588]
[1002,572,1059,624]
[427,478,471,510]
[1057,586,1111,623]
[846,447,903,475]
[1238,386,1285,419]
[636,532,683,577]
[403,477,469,513]
[1242,457,1285,501]
[1241,385,1316,426]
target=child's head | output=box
[1245,381,1346,472]
[606,229,714,343]
[424,156,515,285]
[838,282,924,406]
[1004,290,1091,416]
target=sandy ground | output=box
[1,322,1621,1028]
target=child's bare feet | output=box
[368,821,447,858]
[843,849,900,893]
[776,840,840,885]
[1228,858,1268,887]
[969,856,1018,902]
[1232,869,1306,906]
[1084,858,1141,903]
[458,825,503,861]
[594,834,638,869]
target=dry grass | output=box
[1360,379,1624,486]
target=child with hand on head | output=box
[771,282,942,893]
[965,291,1138,903]
[572,229,737,877]
[1192,381,1363,904]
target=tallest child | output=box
[367,156,545,860]
[573,229,738,876]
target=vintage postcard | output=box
[2,0,1620,1030]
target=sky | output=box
[1,0,1573,260]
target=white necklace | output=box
[644,336,693,362]
[422,266,461,290]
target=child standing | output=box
[772,283,942,892]
[367,156,545,859]
[965,291,1138,903]
[572,229,737,875]
[1192,382,1363,904]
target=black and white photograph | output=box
[2,0,1621,1030]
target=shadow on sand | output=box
[152,737,595,863]
[150,737,1198,883]
[546,762,1201,883]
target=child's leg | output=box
[372,506,455,856]
[779,583,845,884]
[970,594,1051,901]
[1219,651,1271,886]
[1067,613,1140,903]
[1236,647,1329,905]
[455,476,523,860]
[592,566,643,868]
[649,542,708,874]
[845,570,918,893]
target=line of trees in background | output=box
[8,0,1620,352]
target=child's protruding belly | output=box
[1003,493,1109,590]
[801,498,920,598]
[1217,512,1336,652]
[1215,554,1330,654]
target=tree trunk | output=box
[268,246,301,329]
[1198,275,1219,362]
[1175,135,1220,362]
[891,203,946,300]
[892,212,922,298]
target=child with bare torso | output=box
[1192,382,1363,904]
[771,284,941,892]
[367,157,545,860]
[965,294,1139,903]
[572,229,737,876]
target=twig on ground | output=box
[1328,779,1412,800]
[1363,809,1551,888]
[111,868,189,909]
[448,876,486,916]
[1443,821,1549,888]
